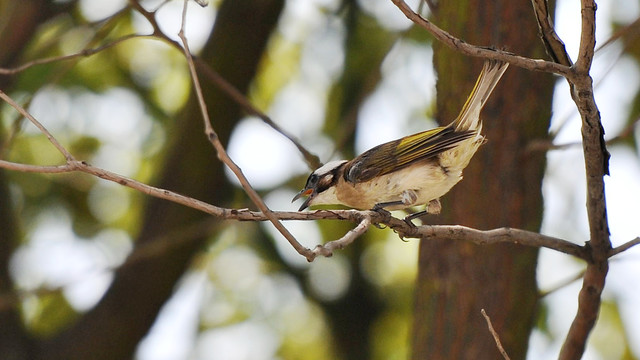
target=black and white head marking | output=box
[306,160,347,194]
[293,160,347,211]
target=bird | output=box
[292,60,509,221]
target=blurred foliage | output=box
[592,300,638,360]
[1,0,639,359]
[24,290,78,337]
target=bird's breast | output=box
[335,160,463,210]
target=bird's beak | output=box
[292,188,314,211]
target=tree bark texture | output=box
[411,1,555,359]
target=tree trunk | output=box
[411,1,555,359]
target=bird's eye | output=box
[306,174,318,187]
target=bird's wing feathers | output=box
[344,127,475,183]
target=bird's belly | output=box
[336,164,463,210]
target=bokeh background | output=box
[1,0,639,359]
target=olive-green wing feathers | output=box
[344,127,475,183]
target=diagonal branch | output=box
[481,309,511,360]
[0,91,73,161]
[130,0,320,169]
[0,34,148,75]
[390,0,573,78]
[608,237,640,258]
[312,217,371,258]
[530,0,573,66]
[193,61,321,169]
[1,1,320,171]
[177,0,313,261]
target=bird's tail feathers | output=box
[452,60,509,132]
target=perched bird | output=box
[293,60,509,220]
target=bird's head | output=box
[292,160,347,211]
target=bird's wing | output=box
[344,127,476,183]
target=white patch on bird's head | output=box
[294,160,347,210]
[307,160,347,193]
[313,160,348,177]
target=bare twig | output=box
[575,0,597,73]
[175,0,315,261]
[609,237,640,258]
[392,222,587,259]
[539,270,586,298]
[0,34,148,75]
[481,309,511,360]
[390,0,573,78]
[1,0,320,170]
[0,156,592,261]
[526,116,640,153]
[0,90,73,161]
[130,0,320,169]
[193,61,321,169]
[3,152,604,264]
[530,0,573,66]
[312,217,371,258]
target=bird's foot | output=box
[403,199,442,226]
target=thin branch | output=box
[559,264,607,360]
[390,0,574,78]
[0,0,320,170]
[0,90,73,161]
[538,269,586,298]
[481,309,511,360]
[609,237,640,258]
[0,161,72,173]
[0,159,591,261]
[390,221,588,259]
[176,1,314,261]
[575,0,597,73]
[0,34,149,75]
[312,217,371,258]
[526,116,640,153]
[130,0,321,169]
[193,61,321,169]
[530,0,573,66]
[595,15,640,53]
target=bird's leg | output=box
[403,198,441,226]
[426,198,441,214]
[372,189,418,210]
[372,200,402,210]
[370,205,392,229]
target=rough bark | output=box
[411,0,554,359]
